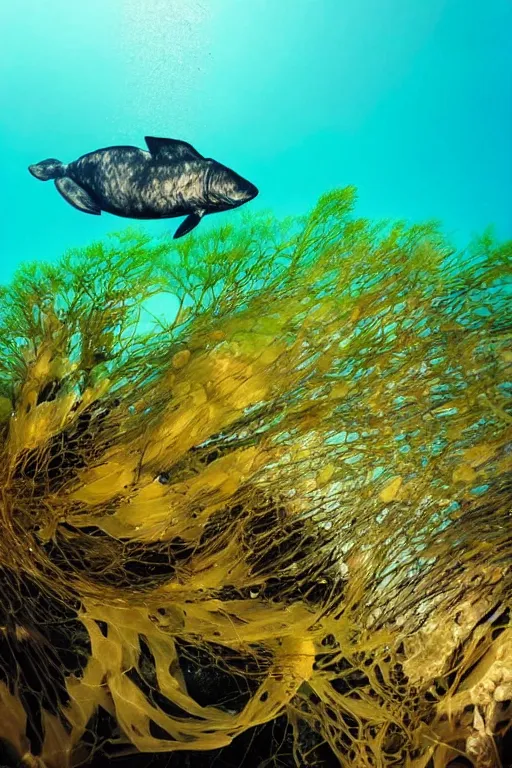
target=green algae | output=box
[0,187,510,767]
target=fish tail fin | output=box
[28,158,67,181]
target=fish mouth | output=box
[230,181,258,208]
[243,182,258,202]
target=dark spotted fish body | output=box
[28,136,258,238]
[69,145,209,219]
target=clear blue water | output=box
[1,0,511,284]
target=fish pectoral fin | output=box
[54,178,101,215]
[145,136,204,162]
[173,210,205,239]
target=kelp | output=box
[0,186,510,768]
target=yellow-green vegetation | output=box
[0,187,510,767]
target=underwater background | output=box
[1,0,511,281]
[0,3,512,768]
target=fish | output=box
[28,136,259,238]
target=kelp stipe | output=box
[0,187,510,767]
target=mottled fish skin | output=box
[28,137,258,238]
[68,147,211,219]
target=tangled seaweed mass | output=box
[0,187,510,767]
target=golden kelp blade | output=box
[0,187,510,767]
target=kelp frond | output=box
[0,187,510,767]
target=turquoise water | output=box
[1,0,511,285]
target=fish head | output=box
[206,162,258,212]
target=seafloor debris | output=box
[0,188,510,767]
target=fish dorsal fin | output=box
[144,136,203,161]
